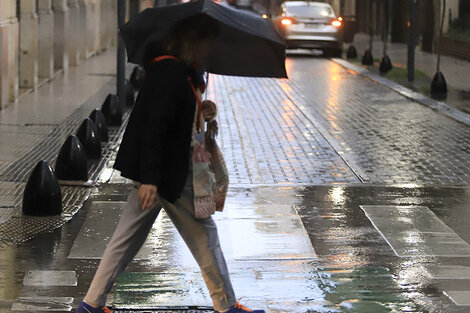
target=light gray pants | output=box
[84,178,236,311]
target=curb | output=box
[331,58,470,127]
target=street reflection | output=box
[296,185,470,312]
[3,184,468,311]
[329,186,346,207]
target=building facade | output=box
[352,0,461,52]
[0,0,157,109]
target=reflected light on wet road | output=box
[325,63,343,131]
[281,99,295,131]
[403,231,425,245]
[285,57,294,77]
[396,183,422,189]
[329,187,346,207]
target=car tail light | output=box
[281,18,293,26]
[331,19,342,27]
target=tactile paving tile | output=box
[0,181,24,224]
[0,169,116,246]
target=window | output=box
[285,5,334,19]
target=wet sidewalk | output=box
[348,33,470,112]
[0,49,129,245]
[4,183,470,312]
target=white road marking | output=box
[422,265,470,280]
[11,297,74,311]
[444,291,470,306]
[360,205,470,257]
[67,201,154,259]
[23,270,77,286]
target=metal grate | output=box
[0,79,117,183]
[0,185,93,246]
[0,78,130,246]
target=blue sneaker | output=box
[76,301,112,313]
[216,300,265,313]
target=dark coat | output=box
[114,58,196,203]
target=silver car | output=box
[275,1,343,57]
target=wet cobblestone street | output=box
[1,51,470,312]
[279,55,470,185]
[208,74,360,185]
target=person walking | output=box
[76,16,265,313]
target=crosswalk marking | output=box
[23,270,77,286]
[422,265,470,279]
[444,291,470,306]
[360,205,470,257]
[67,201,154,260]
[11,297,74,311]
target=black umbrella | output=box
[120,0,287,78]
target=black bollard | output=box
[101,94,123,126]
[89,109,109,142]
[55,135,89,181]
[23,160,62,216]
[346,45,357,59]
[76,118,101,159]
[379,55,393,74]
[431,71,448,99]
[362,49,374,65]
[125,79,135,108]
[130,65,145,91]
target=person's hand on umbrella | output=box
[138,184,157,210]
[202,100,217,121]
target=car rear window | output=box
[286,5,334,18]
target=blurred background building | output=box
[250,0,470,58]
[1,0,469,109]
[351,0,466,53]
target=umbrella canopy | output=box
[120,0,287,78]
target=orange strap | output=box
[151,55,180,63]
[151,55,203,133]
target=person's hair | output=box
[163,15,220,65]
